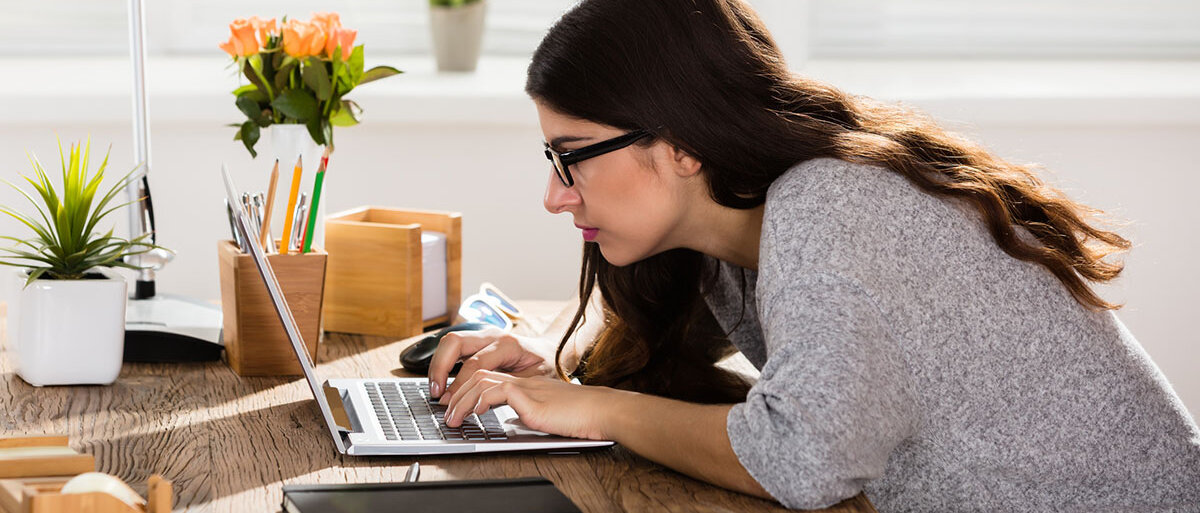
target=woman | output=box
[428,0,1200,510]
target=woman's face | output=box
[537,103,692,267]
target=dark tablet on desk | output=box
[282,477,582,513]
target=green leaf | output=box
[359,65,402,86]
[329,99,361,127]
[231,84,258,96]
[274,58,299,93]
[236,95,270,127]
[242,60,269,98]
[305,117,326,146]
[302,58,332,101]
[347,45,365,86]
[24,268,47,287]
[240,122,260,158]
[273,89,319,122]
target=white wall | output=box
[0,57,1196,419]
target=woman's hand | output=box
[443,371,613,441]
[427,327,557,401]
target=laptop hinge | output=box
[322,383,354,433]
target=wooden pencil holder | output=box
[323,207,462,339]
[217,240,327,376]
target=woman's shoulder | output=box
[766,157,911,209]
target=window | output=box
[0,0,577,57]
[4,0,1198,59]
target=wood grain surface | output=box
[0,301,876,513]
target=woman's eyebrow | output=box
[549,135,593,147]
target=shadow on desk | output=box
[0,300,877,512]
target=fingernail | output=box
[430,381,441,398]
[438,394,449,405]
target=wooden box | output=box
[323,207,462,339]
[0,476,171,513]
[217,240,327,376]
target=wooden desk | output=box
[0,301,875,512]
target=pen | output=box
[261,159,279,251]
[241,193,259,248]
[252,193,269,252]
[291,193,308,253]
[302,148,330,253]
[224,199,243,251]
[280,156,303,255]
[404,462,420,483]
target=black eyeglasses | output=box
[543,129,653,187]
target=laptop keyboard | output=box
[364,381,507,442]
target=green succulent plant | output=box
[0,139,167,286]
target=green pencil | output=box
[302,150,329,253]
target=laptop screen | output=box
[221,164,348,454]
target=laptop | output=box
[221,165,614,455]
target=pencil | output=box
[260,159,279,252]
[280,156,303,255]
[302,148,330,253]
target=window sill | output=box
[3,56,1199,127]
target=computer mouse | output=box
[399,322,494,375]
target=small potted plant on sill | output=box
[429,0,488,72]
[0,139,166,386]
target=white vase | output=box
[268,124,327,251]
[430,0,487,72]
[8,269,127,386]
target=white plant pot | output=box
[269,124,327,250]
[7,268,127,386]
[430,1,487,72]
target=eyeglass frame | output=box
[543,129,654,188]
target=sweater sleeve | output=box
[725,271,918,510]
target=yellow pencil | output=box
[280,156,303,255]
[260,158,279,252]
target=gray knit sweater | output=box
[710,158,1200,512]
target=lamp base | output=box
[124,294,224,362]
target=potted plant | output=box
[0,140,165,386]
[220,12,401,248]
[221,13,402,158]
[429,0,488,72]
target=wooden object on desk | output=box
[0,475,172,513]
[217,240,327,376]
[0,436,94,479]
[323,207,463,339]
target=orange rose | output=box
[249,16,277,47]
[310,12,342,36]
[218,18,260,58]
[282,19,326,58]
[325,27,357,60]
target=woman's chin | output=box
[597,243,653,268]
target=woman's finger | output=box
[442,343,511,403]
[446,370,512,427]
[473,381,517,416]
[427,331,494,398]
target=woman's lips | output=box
[575,224,599,241]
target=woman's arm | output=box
[539,288,605,374]
[601,389,772,500]
[441,373,772,500]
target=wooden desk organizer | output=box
[0,475,171,513]
[324,207,462,338]
[217,240,327,376]
[0,436,92,479]
[0,435,171,513]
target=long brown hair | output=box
[526,0,1130,402]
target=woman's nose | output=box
[543,171,581,214]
